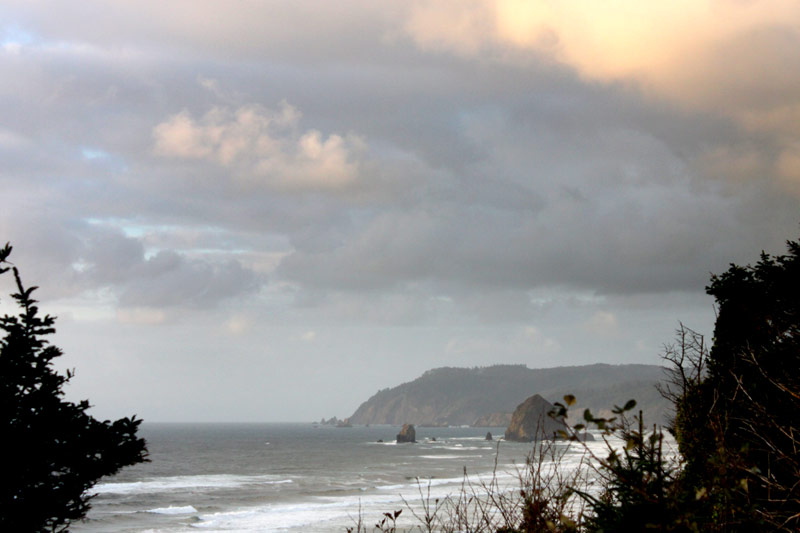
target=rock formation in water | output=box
[396,424,416,443]
[485,431,492,441]
[504,394,567,442]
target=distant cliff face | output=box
[473,412,513,427]
[348,364,669,427]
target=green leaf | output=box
[623,399,637,411]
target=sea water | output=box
[71,423,621,532]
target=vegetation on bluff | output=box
[671,238,800,530]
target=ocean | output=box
[71,423,617,532]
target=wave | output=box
[376,475,469,491]
[93,474,294,495]
[419,454,484,459]
[145,505,198,515]
[192,497,398,531]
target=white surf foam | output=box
[376,475,469,492]
[146,505,198,515]
[192,497,399,532]
[420,454,484,459]
[93,474,294,495]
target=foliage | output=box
[673,238,800,530]
[0,243,147,532]
[552,399,690,532]
[561,237,800,531]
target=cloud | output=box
[117,307,167,325]
[584,311,619,337]
[153,102,367,191]
[404,0,800,195]
[520,325,561,354]
[276,107,778,297]
[224,314,253,335]
[777,143,800,196]
[2,0,800,421]
[444,325,560,358]
[0,210,262,313]
[404,1,800,104]
[117,250,260,309]
[0,127,29,149]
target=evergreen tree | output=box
[0,243,147,532]
[675,238,800,530]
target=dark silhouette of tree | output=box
[674,238,800,530]
[0,243,147,532]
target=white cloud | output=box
[153,102,367,191]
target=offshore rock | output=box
[485,431,492,441]
[504,394,566,442]
[396,424,416,443]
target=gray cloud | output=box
[118,250,260,309]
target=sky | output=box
[1,1,798,422]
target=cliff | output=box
[348,363,670,427]
[472,412,513,427]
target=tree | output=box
[674,238,800,530]
[557,237,800,531]
[0,243,147,532]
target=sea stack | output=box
[396,424,416,443]
[485,431,492,441]
[504,394,566,442]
